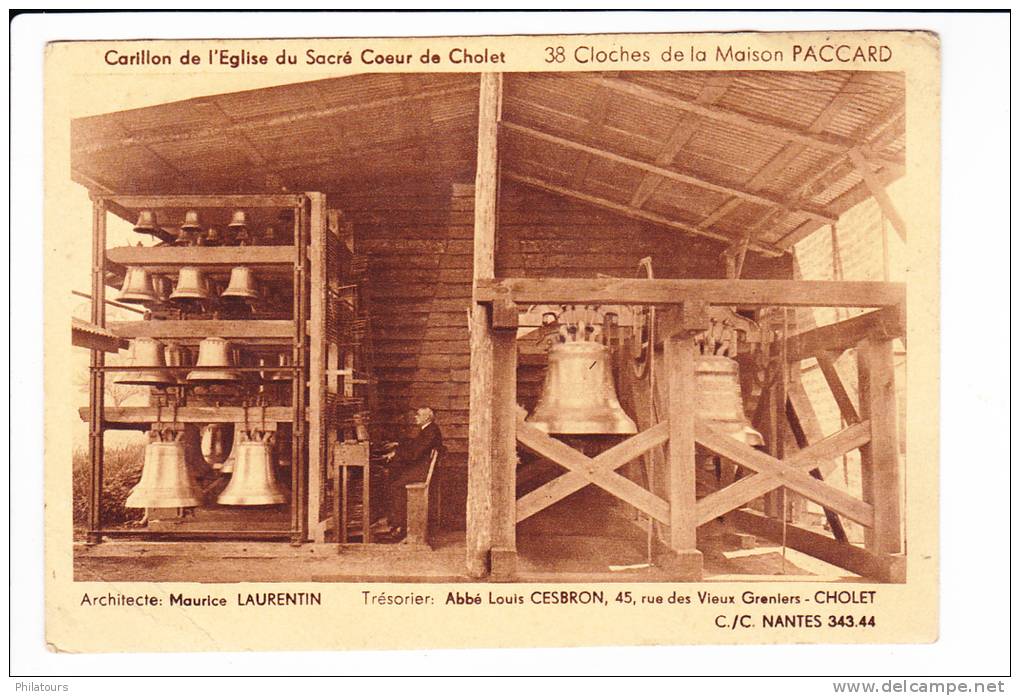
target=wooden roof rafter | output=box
[191,98,288,192]
[568,71,618,189]
[71,83,479,157]
[769,99,907,250]
[505,170,785,256]
[715,72,877,258]
[501,120,837,225]
[629,73,736,208]
[589,75,904,170]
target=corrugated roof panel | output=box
[214,81,323,120]
[757,148,832,199]
[625,71,712,100]
[313,73,410,106]
[808,168,862,207]
[680,119,787,184]
[644,179,733,219]
[717,72,849,130]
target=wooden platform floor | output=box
[75,486,857,583]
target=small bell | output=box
[221,266,259,302]
[116,267,158,304]
[201,424,234,467]
[217,438,288,505]
[180,210,202,232]
[125,435,203,508]
[186,337,241,383]
[133,210,160,235]
[202,226,223,246]
[175,210,202,246]
[169,267,210,304]
[227,210,248,229]
[117,338,174,386]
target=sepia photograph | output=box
[68,65,910,587]
[11,7,1016,684]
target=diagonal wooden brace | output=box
[694,420,874,527]
[516,419,670,523]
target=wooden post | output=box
[307,192,327,542]
[848,147,907,243]
[762,375,784,519]
[466,72,501,577]
[290,199,308,545]
[489,328,517,580]
[87,198,107,544]
[664,334,703,578]
[857,337,902,554]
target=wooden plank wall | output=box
[343,182,791,529]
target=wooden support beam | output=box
[466,72,501,578]
[73,85,479,156]
[515,421,669,522]
[630,75,733,208]
[79,406,292,425]
[592,76,904,170]
[490,329,518,574]
[517,421,670,523]
[665,335,699,553]
[475,277,906,308]
[729,508,905,582]
[507,171,783,255]
[695,419,874,527]
[857,337,903,554]
[786,376,850,543]
[787,306,904,361]
[306,192,327,542]
[107,246,294,272]
[87,198,107,543]
[816,351,861,424]
[503,122,836,224]
[772,165,903,250]
[109,320,295,340]
[696,421,870,525]
[848,147,907,243]
[106,194,305,210]
[701,73,869,246]
[569,80,615,189]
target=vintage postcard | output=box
[44,28,940,652]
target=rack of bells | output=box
[80,193,353,546]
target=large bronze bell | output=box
[217,438,287,505]
[201,424,234,468]
[696,355,764,447]
[169,266,210,304]
[117,267,158,304]
[221,266,259,302]
[186,337,241,383]
[117,338,174,386]
[527,339,637,435]
[125,435,202,508]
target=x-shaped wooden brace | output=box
[515,417,670,524]
[694,419,874,527]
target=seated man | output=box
[378,407,442,541]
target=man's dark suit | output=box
[384,421,443,531]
